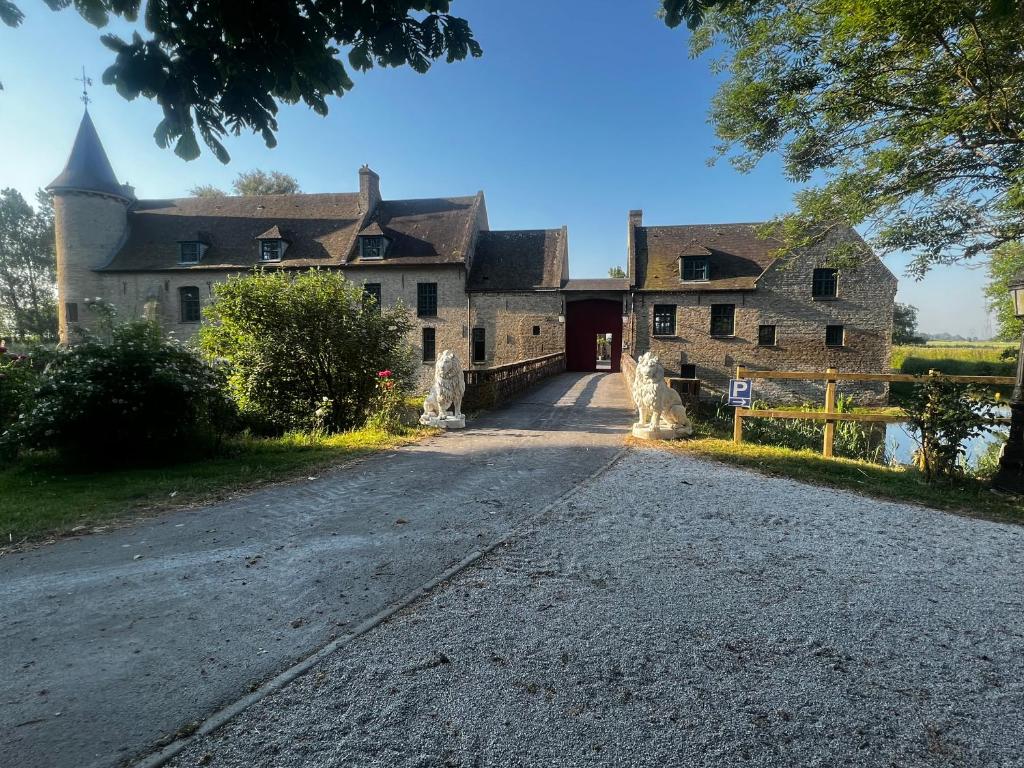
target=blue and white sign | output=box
[727,378,753,407]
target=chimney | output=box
[629,209,643,228]
[359,165,380,214]
[626,209,643,290]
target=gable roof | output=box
[102,192,482,271]
[47,110,130,201]
[466,229,566,292]
[634,223,781,292]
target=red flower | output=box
[377,369,392,378]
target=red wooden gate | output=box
[565,299,622,372]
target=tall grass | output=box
[890,343,1015,403]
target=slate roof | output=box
[561,278,629,292]
[103,193,482,271]
[634,223,781,292]
[466,229,566,292]
[47,110,130,201]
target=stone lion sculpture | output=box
[420,349,466,428]
[632,351,693,438]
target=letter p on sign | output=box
[728,379,752,407]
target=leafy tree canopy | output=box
[0,188,56,342]
[674,0,1024,275]
[190,170,301,198]
[1,1,481,162]
[984,241,1024,341]
[607,265,626,278]
[892,303,925,346]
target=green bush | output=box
[199,270,415,434]
[0,346,42,435]
[2,321,235,466]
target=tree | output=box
[0,188,57,342]
[1,1,481,162]
[893,303,925,346]
[672,1,1024,276]
[608,266,626,278]
[199,270,415,433]
[189,170,301,198]
[984,242,1024,341]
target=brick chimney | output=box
[358,165,380,214]
[627,209,643,289]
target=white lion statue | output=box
[421,350,466,428]
[632,351,693,437]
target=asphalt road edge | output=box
[131,445,630,768]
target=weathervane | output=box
[74,66,93,107]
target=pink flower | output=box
[377,369,392,378]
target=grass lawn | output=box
[0,427,433,546]
[638,435,1024,526]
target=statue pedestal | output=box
[632,422,688,440]
[420,414,466,430]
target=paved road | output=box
[0,372,632,768]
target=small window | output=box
[680,363,697,379]
[471,327,486,363]
[812,268,838,298]
[681,256,709,281]
[532,325,541,336]
[179,286,201,323]
[653,305,676,336]
[363,282,381,310]
[758,324,777,346]
[260,240,284,262]
[65,302,79,323]
[179,241,203,264]
[360,236,386,260]
[826,324,845,347]
[417,283,438,317]
[710,304,735,337]
[422,327,436,362]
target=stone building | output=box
[48,109,896,402]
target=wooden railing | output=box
[463,352,566,410]
[733,366,1014,458]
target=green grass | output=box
[0,427,433,545]
[637,436,1024,525]
[890,344,1015,404]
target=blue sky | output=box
[0,0,994,337]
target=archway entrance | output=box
[565,299,622,372]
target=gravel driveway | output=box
[165,448,1024,768]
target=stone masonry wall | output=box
[468,292,564,368]
[633,251,897,405]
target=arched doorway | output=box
[565,299,622,372]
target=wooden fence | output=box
[463,352,566,411]
[732,366,1015,458]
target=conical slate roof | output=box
[47,110,128,200]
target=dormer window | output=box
[681,255,709,282]
[178,241,206,265]
[360,235,386,260]
[260,239,284,262]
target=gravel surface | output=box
[166,449,1024,768]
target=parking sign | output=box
[727,378,752,407]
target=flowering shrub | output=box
[0,345,43,437]
[199,270,414,433]
[2,321,236,466]
[366,369,405,433]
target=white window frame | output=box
[260,239,285,262]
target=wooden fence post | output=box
[733,365,743,444]
[823,367,837,457]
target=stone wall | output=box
[468,292,564,368]
[632,250,897,405]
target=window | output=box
[65,302,79,323]
[472,327,486,363]
[681,256,709,281]
[363,282,381,309]
[653,305,676,336]
[422,327,436,362]
[179,241,203,264]
[532,325,541,336]
[417,282,438,317]
[179,286,201,323]
[826,324,845,347]
[260,240,283,262]
[710,304,735,337]
[812,268,838,298]
[758,324,777,346]
[360,236,386,260]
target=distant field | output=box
[917,340,1010,349]
[891,343,1015,375]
